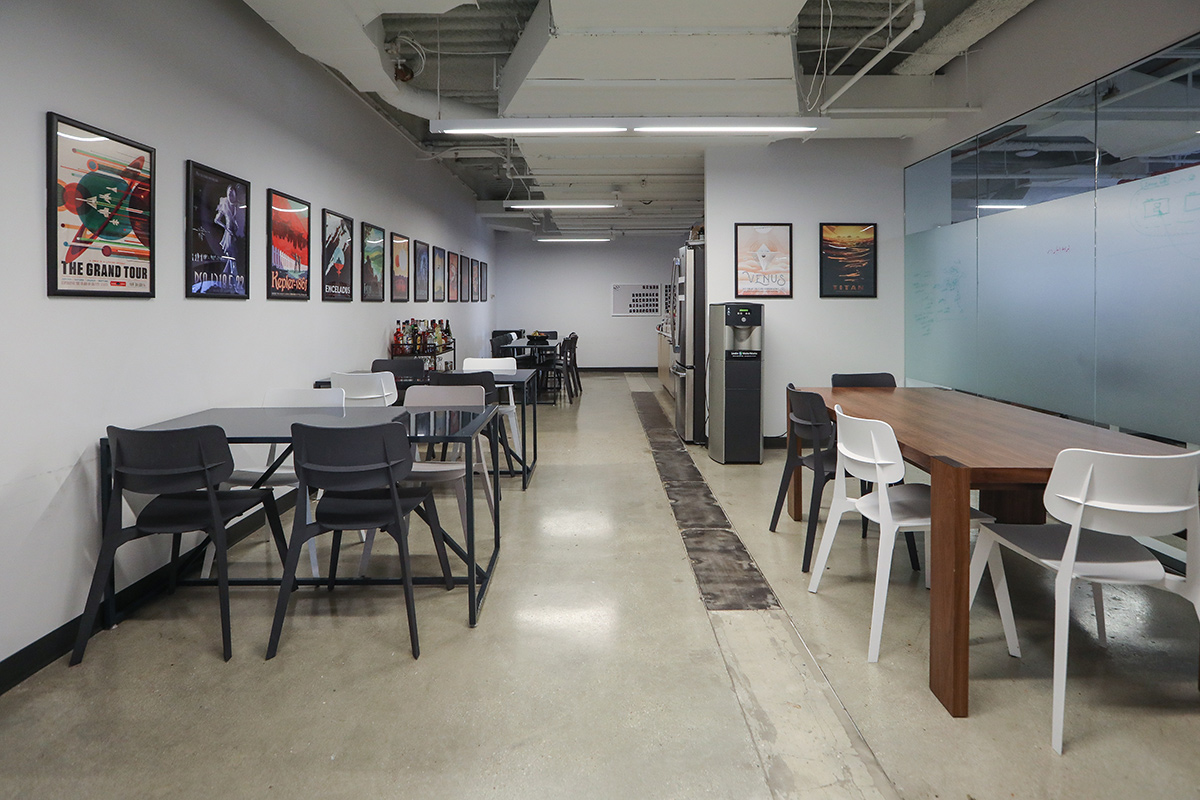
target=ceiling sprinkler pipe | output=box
[819,0,926,114]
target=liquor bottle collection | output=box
[391,318,454,365]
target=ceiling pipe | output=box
[819,0,925,114]
[828,0,914,75]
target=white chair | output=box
[808,404,991,662]
[331,371,398,407]
[358,383,497,575]
[461,356,522,454]
[968,447,1200,753]
[214,387,345,579]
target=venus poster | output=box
[735,224,791,298]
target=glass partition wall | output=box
[905,33,1200,443]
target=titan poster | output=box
[266,189,309,299]
[185,161,248,298]
[432,246,446,302]
[390,232,409,302]
[413,240,430,302]
[48,113,154,297]
[361,222,385,302]
[819,223,877,298]
[321,209,353,301]
[470,258,480,301]
[447,251,459,301]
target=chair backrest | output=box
[403,384,486,407]
[290,422,414,492]
[1044,448,1200,538]
[489,335,511,358]
[107,425,233,494]
[831,372,897,388]
[262,387,345,408]
[786,384,833,449]
[430,370,498,405]
[371,357,426,380]
[463,357,517,373]
[832,404,905,485]
[331,371,399,407]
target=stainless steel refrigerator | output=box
[671,243,706,443]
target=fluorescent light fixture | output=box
[434,121,627,136]
[977,203,1027,209]
[430,117,824,137]
[633,124,817,133]
[506,201,620,210]
[534,237,612,243]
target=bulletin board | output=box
[612,283,662,316]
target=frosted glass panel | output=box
[1096,163,1200,442]
[905,222,978,390]
[976,193,1096,419]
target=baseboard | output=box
[763,436,787,450]
[0,492,296,696]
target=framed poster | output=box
[390,232,409,302]
[459,252,470,301]
[480,261,488,301]
[447,251,459,301]
[185,160,248,298]
[735,223,792,298]
[432,245,446,302]
[360,222,385,302]
[321,209,353,301]
[265,189,310,299]
[819,223,877,298]
[470,258,480,301]
[413,240,430,302]
[47,113,154,297]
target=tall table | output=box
[102,404,500,627]
[800,386,1180,717]
[459,367,538,489]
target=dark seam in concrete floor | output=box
[632,392,779,611]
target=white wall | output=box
[0,0,495,661]
[904,0,1200,164]
[492,233,681,368]
[705,139,906,438]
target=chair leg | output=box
[212,529,233,662]
[808,495,852,593]
[261,493,288,565]
[1091,583,1107,646]
[358,529,376,577]
[384,520,420,659]
[923,530,931,589]
[768,459,797,532]
[328,531,343,590]
[860,480,871,538]
[867,522,899,663]
[990,548,1022,658]
[801,471,827,573]
[1051,573,1075,754]
[265,525,318,660]
[168,533,182,594]
[70,536,124,666]
[413,497,454,590]
[904,531,921,573]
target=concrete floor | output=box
[1,373,1198,798]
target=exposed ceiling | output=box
[244,0,1041,238]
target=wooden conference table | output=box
[794,386,1180,717]
[102,404,500,627]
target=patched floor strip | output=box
[632,392,778,611]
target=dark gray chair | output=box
[72,425,287,665]
[430,370,514,475]
[828,371,920,571]
[372,357,427,402]
[266,421,452,660]
[769,386,837,572]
